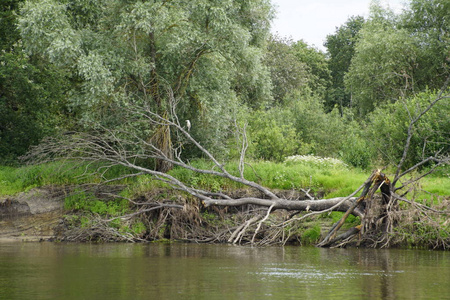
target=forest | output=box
[0,0,449,248]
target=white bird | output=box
[186,120,191,131]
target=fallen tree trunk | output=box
[203,197,362,217]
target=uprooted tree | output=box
[26,77,450,248]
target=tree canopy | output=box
[345,0,449,115]
[17,0,274,168]
[0,0,447,170]
[324,15,365,112]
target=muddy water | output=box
[0,242,449,299]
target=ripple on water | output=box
[254,266,404,283]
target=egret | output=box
[186,120,191,131]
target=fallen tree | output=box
[25,77,450,248]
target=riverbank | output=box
[1,183,449,249]
[0,187,64,241]
[1,161,449,248]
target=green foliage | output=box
[325,15,365,112]
[301,225,321,244]
[64,190,129,216]
[0,2,70,164]
[0,0,23,50]
[345,5,418,115]
[345,1,449,116]
[291,40,331,98]
[287,92,347,157]
[0,163,85,195]
[339,124,373,169]
[402,0,450,91]
[248,109,300,162]
[0,161,134,196]
[264,36,331,105]
[264,35,308,104]
[17,0,274,159]
[239,88,378,180]
[365,90,449,169]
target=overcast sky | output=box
[270,0,407,51]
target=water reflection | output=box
[0,242,449,299]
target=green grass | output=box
[1,159,448,201]
[156,158,370,199]
[402,175,450,204]
[222,159,369,197]
[421,176,450,196]
[0,161,135,196]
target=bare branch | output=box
[252,203,275,244]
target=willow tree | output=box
[324,15,364,112]
[345,0,449,116]
[18,0,273,171]
[344,3,418,116]
[402,0,450,92]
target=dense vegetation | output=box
[0,0,448,170]
[0,0,448,247]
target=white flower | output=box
[284,155,348,168]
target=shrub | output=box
[248,109,300,161]
[365,90,449,169]
[340,125,373,169]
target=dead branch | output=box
[252,203,275,243]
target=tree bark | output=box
[203,197,362,218]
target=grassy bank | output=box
[1,158,449,201]
[1,158,448,247]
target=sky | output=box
[270,0,407,51]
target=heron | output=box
[186,120,191,131]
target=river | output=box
[0,242,449,299]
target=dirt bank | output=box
[0,185,314,243]
[0,187,67,241]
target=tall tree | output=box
[18,0,274,170]
[291,40,331,99]
[344,3,418,115]
[344,0,449,116]
[263,35,308,104]
[264,36,331,105]
[402,0,450,91]
[0,0,68,164]
[324,16,365,113]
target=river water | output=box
[0,242,449,299]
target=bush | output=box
[364,90,449,169]
[287,91,348,157]
[247,91,352,162]
[248,109,301,161]
[340,125,373,169]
